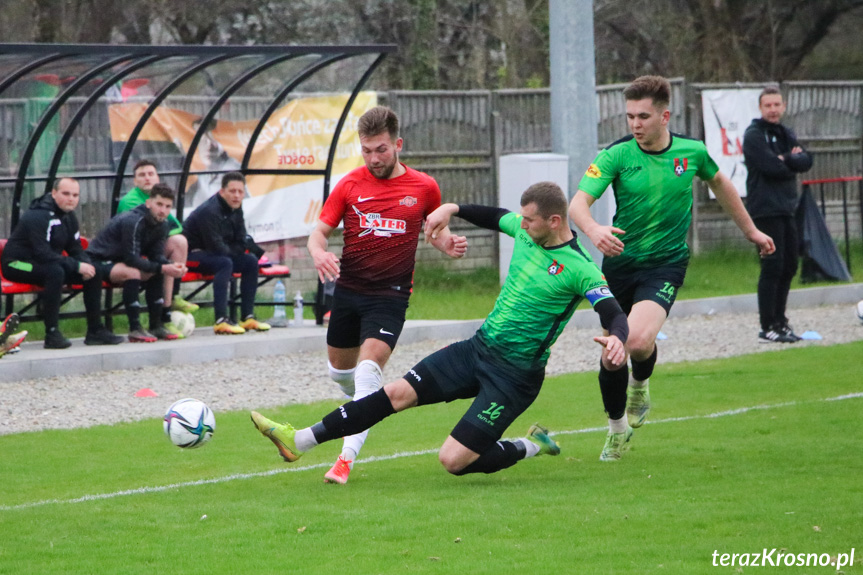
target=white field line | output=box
[2,392,862,512]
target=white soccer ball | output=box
[170,311,196,337]
[163,398,215,448]
[856,300,863,324]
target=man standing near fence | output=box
[307,105,467,484]
[743,86,813,343]
[569,75,775,461]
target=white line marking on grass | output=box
[2,393,860,512]
[0,449,439,512]
[825,391,863,401]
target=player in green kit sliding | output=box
[251,182,630,479]
[570,75,775,461]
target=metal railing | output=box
[802,176,863,272]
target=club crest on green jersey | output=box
[673,157,688,176]
[547,259,564,275]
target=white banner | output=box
[701,89,762,196]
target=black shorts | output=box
[604,265,686,316]
[404,336,545,454]
[92,260,117,280]
[326,284,409,350]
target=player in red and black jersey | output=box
[307,106,467,484]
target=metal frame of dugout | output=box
[0,42,396,325]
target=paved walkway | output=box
[1,283,860,383]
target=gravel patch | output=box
[1,304,861,436]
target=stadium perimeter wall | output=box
[1,80,860,298]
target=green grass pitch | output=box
[1,342,861,574]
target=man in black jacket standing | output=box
[183,171,270,335]
[743,87,813,343]
[87,184,187,342]
[0,177,123,348]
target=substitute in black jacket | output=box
[87,184,187,343]
[183,171,270,334]
[0,177,123,349]
[743,87,813,343]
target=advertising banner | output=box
[109,92,376,241]
[701,89,761,196]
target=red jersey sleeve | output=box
[319,178,351,228]
[422,175,442,217]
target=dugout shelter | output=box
[0,42,395,235]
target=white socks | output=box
[609,415,628,434]
[340,359,382,461]
[328,361,357,397]
[518,438,540,458]
[294,428,318,452]
[628,374,648,388]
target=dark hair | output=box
[133,159,157,173]
[758,86,783,105]
[521,181,568,219]
[221,171,246,188]
[149,183,175,201]
[623,75,671,109]
[358,106,399,140]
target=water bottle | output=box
[272,280,286,320]
[293,290,304,327]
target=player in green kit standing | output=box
[250,182,630,479]
[569,76,775,461]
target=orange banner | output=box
[109,93,376,240]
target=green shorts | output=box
[404,336,544,453]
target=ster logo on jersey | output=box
[352,205,407,237]
[673,157,688,177]
[547,259,565,275]
[399,196,417,207]
[586,163,602,178]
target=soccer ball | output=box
[170,311,196,337]
[856,300,863,324]
[163,398,215,448]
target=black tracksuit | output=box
[87,204,170,274]
[87,204,172,329]
[743,118,813,331]
[0,194,103,330]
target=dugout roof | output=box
[0,43,395,230]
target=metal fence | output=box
[1,80,861,248]
[390,80,861,248]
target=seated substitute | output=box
[0,177,123,348]
[183,171,270,335]
[251,182,629,479]
[87,184,188,342]
[118,159,198,338]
